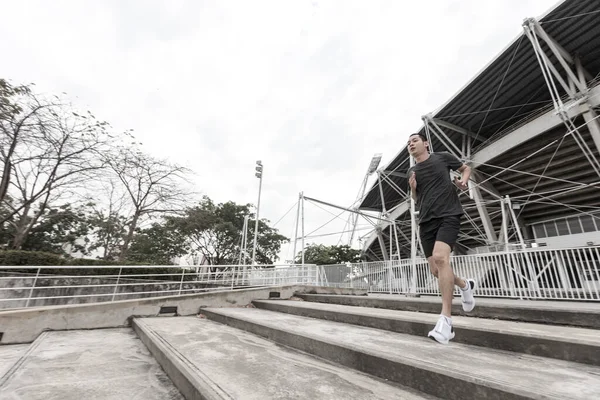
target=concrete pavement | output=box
[0,329,183,400]
[0,345,28,379]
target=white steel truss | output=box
[333,12,600,263]
[523,17,600,177]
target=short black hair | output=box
[409,132,428,142]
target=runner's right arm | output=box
[408,171,417,203]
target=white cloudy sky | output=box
[1,0,560,262]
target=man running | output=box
[407,132,476,344]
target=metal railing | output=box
[319,246,600,301]
[0,264,320,309]
[2,246,598,309]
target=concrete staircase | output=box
[133,315,432,399]
[2,290,600,399]
[137,294,600,400]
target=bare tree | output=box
[1,79,43,205]
[87,179,129,260]
[106,148,193,262]
[1,83,114,249]
[2,79,194,257]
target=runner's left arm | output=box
[455,163,471,190]
[439,152,471,189]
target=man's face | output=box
[407,135,427,156]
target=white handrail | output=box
[0,264,320,309]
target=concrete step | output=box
[201,307,600,400]
[296,293,600,328]
[0,329,183,400]
[133,316,437,400]
[253,299,600,366]
[0,344,28,381]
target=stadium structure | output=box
[352,0,600,298]
[3,3,600,399]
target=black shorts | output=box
[419,215,461,259]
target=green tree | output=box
[127,221,188,265]
[0,200,92,255]
[170,196,288,265]
[0,195,16,248]
[87,209,128,261]
[19,203,93,255]
[296,244,362,265]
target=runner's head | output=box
[407,133,429,156]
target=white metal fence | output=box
[320,246,600,301]
[0,264,320,309]
[1,246,598,309]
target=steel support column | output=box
[582,104,600,155]
[523,18,592,105]
[576,58,600,155]
[409,156,418,294]
[432,118,484,144]
[376,228,389,261]
[377,170,387,214]
[532,20,592,91]
[471,181,498,244]
[524,17,600,177]
[423,114,463,158]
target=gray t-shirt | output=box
[407,152,464,224]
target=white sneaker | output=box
[428,315,455,344]
[460,278,476,312]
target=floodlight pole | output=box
[350,154,382,246]
[293,192,301,264]
[301,192,305,265]
[239,214,250,283]
[251,161,263,266]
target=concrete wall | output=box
[0,275,215,309]
[535,232,600,249]
[0,285,366,345]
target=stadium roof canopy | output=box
[358,0,600,259]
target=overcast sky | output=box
[1,0,560,263]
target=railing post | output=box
[231,266,236,290]
[178,267,185,296]
[410,197,418,293]
[501,196,518,298]
[111,267,123,302]
[524,251,542,299]
[555,250,572,295]
[25,266,41,308]
[388,260,393,294]
[316,265,321,286]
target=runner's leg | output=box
[431,241,455,317]
[435,215,476,313]
[426,257,466,288]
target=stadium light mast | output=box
[348,153,382,246]
[251,160,263,266]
